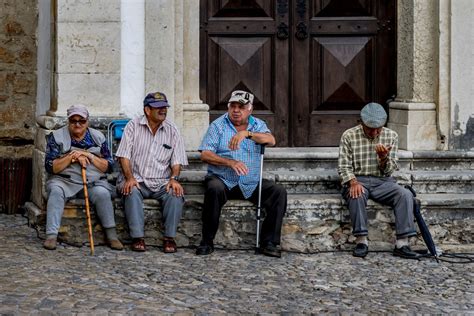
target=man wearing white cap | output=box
[43,104,123,251]
[196,90,287,258]
[338,102,418,259]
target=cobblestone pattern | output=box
[0,214,472,314]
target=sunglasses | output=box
[68,118,88,125]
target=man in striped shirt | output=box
[338,102,418,259]
[196,90,287,258]
[115,92,188,253]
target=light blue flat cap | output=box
[360,102,387,128]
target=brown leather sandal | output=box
[163,238,177,253]
[131,238,146,252]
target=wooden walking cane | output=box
[81,167,95,255]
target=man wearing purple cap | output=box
[43,104,123,251]
[338,102,419,259]
[115,92,188,253]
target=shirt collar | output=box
[140,115,167,131]
[358,124,381,141]
[224,113,256,129]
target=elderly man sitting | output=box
[43,104,123,251]
[338,102,418,259]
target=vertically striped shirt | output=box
[338,125,398,184]
[199,113,270,198]
[115,116,188,192]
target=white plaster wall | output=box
[55,0,121,116]
[451,0,474,137]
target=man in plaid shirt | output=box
[338,102,418,259]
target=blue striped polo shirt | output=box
[199,113,270,198]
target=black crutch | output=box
[255,143,266,253]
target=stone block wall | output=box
[0,0,37,158]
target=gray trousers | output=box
[342,176,417,239]
[46,185,116,236]
[123,183,184,239]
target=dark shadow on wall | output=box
[461,116,474,150]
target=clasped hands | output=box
[69,150,95,168]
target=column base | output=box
[388,101,438,150]
[182,102,209,150]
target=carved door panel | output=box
[200,0,291,146]
[200,1,396,147]
[293,0,397,146]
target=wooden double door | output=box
[200,0,396,146]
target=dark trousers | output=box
[341,176,417,239]
[201,176,287,246]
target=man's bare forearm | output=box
[119,157,135,180]
[201,150,234,167]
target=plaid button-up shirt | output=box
[115,116,188,192]
[338,125,398,184]
[199,113,270,198]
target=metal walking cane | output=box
[255,143,266,254]
[81,167,95,255]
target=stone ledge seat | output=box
[26,193,474,253]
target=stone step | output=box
[410,170,474,194]
[26,193,474,253]
[178,170,474,195]
[186,148,474,171]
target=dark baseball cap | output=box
[143,92,170,108]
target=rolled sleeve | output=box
[171,133,188,167]
[115,120,134,159]
[252,119,271,133]
[199,122,220,153]
[338,134,355,184]
[100,141,114,172]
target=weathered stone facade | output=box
[0,0,37,158]
[2,1,474,250]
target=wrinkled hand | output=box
[229,160,249,176]
[76,155,90,168]
[166,179,184,197]
[375,144,392,159]
[349,179,365,199]
[228,131,248,150]
[121,178,139,196]
[70,150,93,166]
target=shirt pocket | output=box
[154,143,173,165]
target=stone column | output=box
[181,0,209,150]
[388,0,438,150]
[144,0,208,150]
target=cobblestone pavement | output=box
[0,214,472,315]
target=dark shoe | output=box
[352,243,368,258]
[196,242,214,256]
[108,239,124,251]
[393,245,420,260]
[261,242,281,258]
[43,238,57,250]
[131,238,146,252]
[163,237,177,253]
